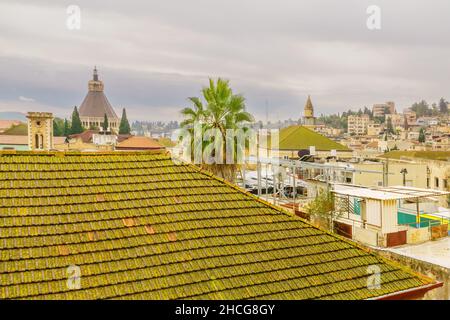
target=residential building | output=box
[367,121,383,136]
[332,185,449,247]
[351,160,428,188]
[380,150,450,207]
[416,117,439,127]
[385,113,404,129]
[373,101,396,117]
[347,114,369,135]
[378,140,414,152]
[404,109,417,125]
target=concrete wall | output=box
[375,249,450,300]
[352,162,428,188]
[382,199,399,234]
[353,226,378,246]
[406,228,430,244]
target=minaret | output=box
[303,95,315,126]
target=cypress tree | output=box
[63,119,70,136]
[102,113,109,131]
[70,106,83,134]
[53,119,62,137]
[119,108,131,134]
[418,128,426,143]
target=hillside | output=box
[0,123,28,135]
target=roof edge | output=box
[370,282,443,300]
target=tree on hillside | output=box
[386,117,395,135]
[63,119,71,136]
[119,108,131,134]
[102,113,109,131]
[411,100,430,117]
[70,107,84,134]
[179,78,254,182]
[439,97,448,114]
[363,106,372,118]
[418,127,426,143]
[53,118,64,136]
[403,115,409,131]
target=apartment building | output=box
[372,101,396,117]
[385,113,404,128]
[347,114,370,135]
[367,121,383,136]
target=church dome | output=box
[79,67,119,120]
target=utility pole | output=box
[292,163,297,214]
[383,159,389,187]
[257,160,262,197]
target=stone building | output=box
[347,114,370,135]
[79,67,120,133]
[26,112,54,150]
[372,101,396,118]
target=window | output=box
[427,178,430,188]
[435,177,439,188]
[444,179,448,189]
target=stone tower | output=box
[303,95,315,126]
[27,112,54,150]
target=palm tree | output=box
[180,78,254,182]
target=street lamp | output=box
[400,168,408,186]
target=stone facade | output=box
[27,112,53,151]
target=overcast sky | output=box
[0,0,449,122]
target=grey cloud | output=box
[0,0,449,121]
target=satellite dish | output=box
[297,149,310,158]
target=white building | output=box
[332,185,449,248]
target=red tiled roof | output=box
[69,130,99,143]
[0,135,66,145]
[116,136,164,150]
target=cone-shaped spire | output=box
[303,95,315,125]
[304,95,313,112]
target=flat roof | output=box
[332,185,450,201]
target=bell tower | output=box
[27,112,54,150]
[303,95,315,126]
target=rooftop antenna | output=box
[265,100,269,125]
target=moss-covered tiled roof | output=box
[381,150,450,161]
[0,151,431,299]
[278,126,350,151]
